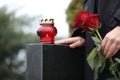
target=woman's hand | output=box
[101,26,120,58]
[55,36,85,48]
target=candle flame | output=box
[46,34,49,37]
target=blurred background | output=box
[0,0,83,80]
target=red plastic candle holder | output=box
[37,19,57,44]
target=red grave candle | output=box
[37,19,57,44]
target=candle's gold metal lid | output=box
[40,19,54,24]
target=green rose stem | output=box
[95,28,119,80]
[95,28,102,41]
[109,58,119,80]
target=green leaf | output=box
[115,58,120,64]
[99,63,106,73]
[94,53,106,80]
[87,48,106,80]
[109,63,118,75]
[94,66,99,80]
[92,36,101,51]
[92,36,101,43]
[87,48,98,70]
[93,42,100,50]
[98,51,106,64]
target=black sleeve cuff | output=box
[71,28,86,39]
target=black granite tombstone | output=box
[26,44,84,80]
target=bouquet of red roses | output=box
[73,10,120,80]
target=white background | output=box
[0,0,72,38]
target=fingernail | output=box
[69,45,75,48]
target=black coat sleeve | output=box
[71,28,86,39]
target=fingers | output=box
[101,36,108,54]
[55,37,85,48]
[55,37,78,45]
[101,33,120,58]
[102,35,114,56]
[70,38,85,48]
[105,42,117,58]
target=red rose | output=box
[85,14,100,30]
[73,10,90,28]
[73,10,100,31]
